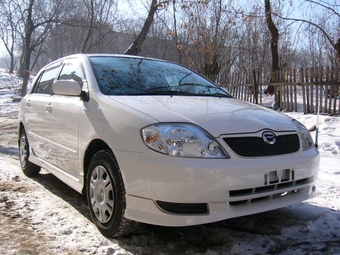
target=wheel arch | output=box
[82,139,117,194]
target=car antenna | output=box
[314,106,319,149]
[308,105,319,149]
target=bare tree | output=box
[124,0,165,55]
[2,0,336,99]
[38,0,119,63]
[264,0,281,109]
[269,0,340,63]
[15,0,69,96]
[139,17,178,61]
[80,0,118,53]
[176,0,239,76]
[265,0,279,81]
[0,2,19,73]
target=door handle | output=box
[26,99,31,107]
[45,103,52,112]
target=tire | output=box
[19,128,41,176]
[86,149,139,237]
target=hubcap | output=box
[89,165,114,223]
[19,135,27,167]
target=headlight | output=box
[293,120,314,151]
[142,123,229,158]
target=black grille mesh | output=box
[223,134,300,157]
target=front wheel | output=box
[86,150,139,237]
[19,129,41,176]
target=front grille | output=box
[223,134,300,157]
[228,177,313,206]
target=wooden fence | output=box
[207,67,340,116]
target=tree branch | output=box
[271,12,336,48]
[124,0,160,55]
[305,0,340,18]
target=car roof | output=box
[40,54,168,71]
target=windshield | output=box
[89,56,231,97]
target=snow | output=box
[0,70,339,254]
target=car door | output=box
[24,64,62,162]
[43,58,86,176]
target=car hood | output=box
[110,96,297,136]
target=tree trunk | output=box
[265,0,279,75]
[264,0,281,109]
[2,40,15,74]
[9,53,15,74]
[335,38,340,61]
[20,0,34,96]
[20,41,32,96]
[82,0,94,53]
[124,0,158,55]
[172,1,183,64]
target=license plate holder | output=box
[265,169,292,185]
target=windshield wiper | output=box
[148,90,199,96]
[179,83,211,87]
[208,92,232,98]
[123,90,232,97]
[146,86,170,92]
[145,86,201,96]
[123,90,200,96]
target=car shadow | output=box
[115,204,340,254]
[0,145,18,156]
[31,171,91,222]
[29,171,340,254]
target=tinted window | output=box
[34,67,61,95]
[89,56,230,97]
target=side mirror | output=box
[53,80,82,96]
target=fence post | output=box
[306,68,311,113]
[220,66,338,115]
[311,67,315,114]
[300,68,306,114]
[333,66,339,115]
[328,66,335,114]
[289,69,293,111]
[253,69,258,104]
[316,67,322,114]
[293,69,297,111]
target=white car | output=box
[18,54,320,237]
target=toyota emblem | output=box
[262,131,277,145]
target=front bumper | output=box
[116,147,319,226]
